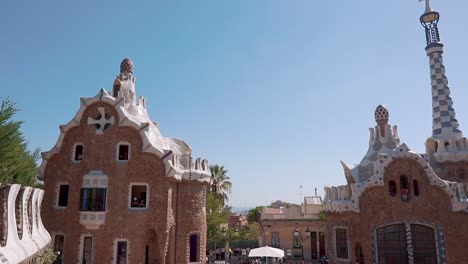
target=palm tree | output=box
[209,165,232,205]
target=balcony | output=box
[80,211,106,230]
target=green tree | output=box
[209,165,232,205]
[206,192,231,244]
[247,206,264,223]
[0,99,39,186]
[237,222,260,240]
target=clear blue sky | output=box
[3,1,468,208]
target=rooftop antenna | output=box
[299,185,303,204]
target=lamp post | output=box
[294,227,311,261]
[223,227,239,261]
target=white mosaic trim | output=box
[186,231,203,264]
[82,170,108,188]
[325,144,465,213]
[38,88,211,183]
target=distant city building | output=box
[324,3,468,264]
[228,214,247,229]
[259,196,325,261]
[39,58,210,264]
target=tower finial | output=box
[112,58,137,106]
[419,0,432,14]
[419,0,440,46]
[375,105,389,137]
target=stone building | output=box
[323,3,468,264]
[39,58,211,264]
[259,196,325,261]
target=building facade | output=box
[39,58,210,264]
[323,3,468,264]
[260,196,326,261]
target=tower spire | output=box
[421,2,468,162]
[420,2,461,139]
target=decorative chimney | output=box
[112,58,137,106]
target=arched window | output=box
[411,224,437,263]
[413,180,420,196]
[400,175,410,202]
[376,224,408,264]
[389,181,397,196]
[376,224,437,264]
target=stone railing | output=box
[0,184,51,263]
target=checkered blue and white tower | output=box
[421,1,468,162]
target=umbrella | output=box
[248,246,284,257]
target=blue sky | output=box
[2,1,468,208]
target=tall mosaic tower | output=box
[421,0,468,162]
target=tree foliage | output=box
[35,248,57,264]
[206,191,231,242]
[0,99,39,186]
[237,222,260,240]
[209,164,232,205]
[247,206,264,223]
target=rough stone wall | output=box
[174,182,207,264]
[325,158,468,263]
[42,102,171,263]
[434,161,468,183]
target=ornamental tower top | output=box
[420,2,468,162]
[112,58,137,106]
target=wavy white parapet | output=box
[0,184,51,263]
[325,144,468,213]
[38,89,211,183]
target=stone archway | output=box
[146,228,161,264]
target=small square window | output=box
[130,185,148,208]
[58,185,69,207]
[118,144,129,161]
[74,144,83,161]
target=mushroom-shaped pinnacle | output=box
[374,105,389,124]
[120,58,134,74]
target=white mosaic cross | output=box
[87,107,114,134]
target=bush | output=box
[35,248,57,264]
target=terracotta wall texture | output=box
[325,158,468,264]
[42,102,208,264]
